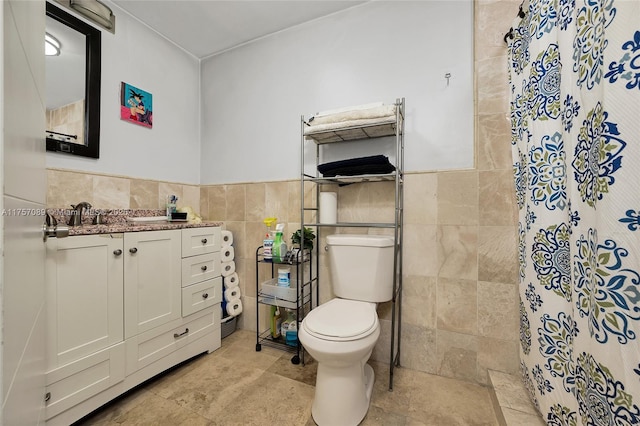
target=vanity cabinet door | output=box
[45,234,124,371]
[124,230,182,339]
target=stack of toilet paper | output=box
[221,230,242,317]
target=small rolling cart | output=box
[255,246,317,364]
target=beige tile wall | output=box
[47,100,85,145]
[47,168,201,212]
[45,0,520,386]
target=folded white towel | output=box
[308,104,396,127]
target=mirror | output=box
[45,2,101,158]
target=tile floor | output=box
[76,330,500,425]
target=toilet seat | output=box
[303,299,378,342]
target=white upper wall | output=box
[200,1,474,185]
[45,1,201,184]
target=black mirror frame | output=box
[46,1,101,159]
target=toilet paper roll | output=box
[226,299,243,317]
[221,245,235,263]
[224,272,239,289]
[319,192,337,224]
[224,286,241,302]
[221,261,236,277]
[221,230,234,246]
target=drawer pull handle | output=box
[201,265,208,271]
[173,328,189,339]
[113,249,122,256]
[201,238,207,244]
[45,392,51,403]
[129,247,138,254]
[202,293,209,299]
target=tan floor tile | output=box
[98,392,212,425]
[360,404,408,425]
[75,388,153,425]
[150,356,266,420]
[76,331,502,426]
[369,362,413,416]
[215,329,284,370]
[407,371,498,426]
[212,371,314,426]
[266,353,318,386]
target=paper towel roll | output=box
[224,272,239,289]
[224,286,241,301]
[221,230,234,246]
[319,192,337,224]
[221,261,236,277]
[221,245,235,262]
[226,299,243,317]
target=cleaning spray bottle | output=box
[272,223,287,263]
[263,217,277,262]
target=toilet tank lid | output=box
[326,234,394,247]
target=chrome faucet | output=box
[68,202,92,226]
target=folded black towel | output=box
[318,155,396,177]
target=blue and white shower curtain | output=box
[508,0,640,424]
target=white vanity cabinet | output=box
[45,226,222,426]
[45,234,126,420]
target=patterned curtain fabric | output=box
[507,0,640,424]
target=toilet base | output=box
[311,363,375,426]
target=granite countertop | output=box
[47,208,223,236]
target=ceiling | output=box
[111,0,367,59]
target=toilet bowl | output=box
[299,298,380,425]
[301,234,394,425]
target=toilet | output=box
[299,234,395,426]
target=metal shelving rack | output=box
[254,246,317,365]
[300,98,404,390]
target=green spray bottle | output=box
[272,223,287,263]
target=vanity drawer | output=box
[182,277,222,317]
[182,227,220,258]
[125,308,218,374]
[181,252,220,286]
[45,343,125,420]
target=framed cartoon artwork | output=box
[120,82,152,128]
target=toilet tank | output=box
[326,234,395,303]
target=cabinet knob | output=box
[202,293,209,299]
[201,238,207,244]
[113,249,123,256]
[201,265,208,271]
[129,247,138,254]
